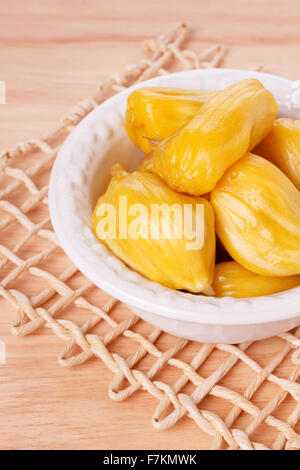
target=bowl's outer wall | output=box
[129,305,300,343]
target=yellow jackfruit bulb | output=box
[124,87,214,154]
[137,154,153,172]
[254,118,300,191]
[213,261,300,298]
[211,153,300,277]
[92,166,215,294]
[152,79,278,196]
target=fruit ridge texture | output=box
[211,153,300,277]
[213,261,300,298]
[124,87,214,154]
[152,79,278,196]
[92,167,216,294]
[255,118,300,191]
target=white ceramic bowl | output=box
[49,68,300,344]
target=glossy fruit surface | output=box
[153,79,278,195]
[125,87,214,154]
[211,153,300,276]
[92,166,215,293]
[254,118,300,191]
[213,261,300,297]
[137,154,153,172]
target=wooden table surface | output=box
[1,0,300,450]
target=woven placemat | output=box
[1,23,300,451]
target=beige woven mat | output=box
[1,23,300,450]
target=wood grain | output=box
[0,0,300,450]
